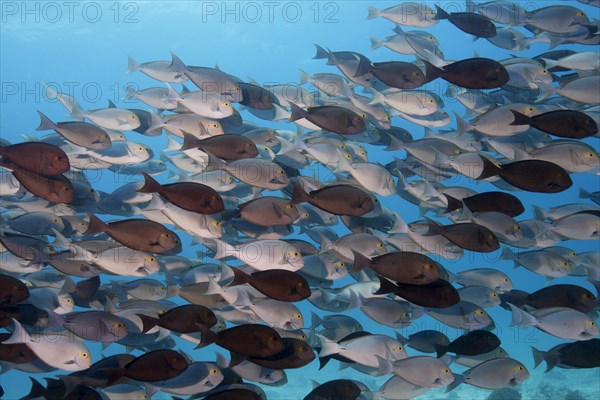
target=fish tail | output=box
[499,246,515,260]
[433,5,450,20]
[211,238,236,260]
[366,6,381,19]
[318,356,333,370]
[421,58,443,82]
[21,378,47,400]
[229,267,253,286]
[540,58,559,70]
[532,205,548,220]
[35,111,57,131]
[289,102,308,122]
[354,56,372,78]
[476,155,502,180]
[423,217,444,236]
[531,346,546,369]
[290,179,311,205]
[509,110,532,126]
[507,303,537,328]
[168,52,187,73]
[579,188,592,199]
[137,172,162,193]
[126,56,140,73]
[442,193,463,213]
[369,37,384,51]
[124,85,137,99]
[179,131,203,151]
[137,313,159,334]
[2,319,32,345]
[298,70,311,86]
[67,102,86,120]
[84,213,108,234]
[434,344,449,358]
[351,250,372,272]
[195,324,218,349]
[99,367,126,386]
[316,335,341,358]
[313,44,329,59]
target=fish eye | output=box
[423,264,433,270]
[209,368,218,374]
[377,242,385,247]
[81,352,89,358]
[89,188,95,193]
[587,152,595,157]
[301,212,309,218]
[224,102,230,106]
[335,261,345,267]
[300,334,307,339]
[297,282,304,287]
[130,115,136,119]
[515,366,523,371]
[488,234,494,239]
[587,321,596,326]
[476,309,484,315]
[454,149,462,154]
[293,313,301,319]
[53,218,60,222]
[345,153,352,160]
[541,70,548,74]
[444,368,450,373]
[583,293,590,298]
[504,278,509,282]
[339,144,347,149]
[65,298,72,303]
[298,346,307,351]
[145,256,156,262]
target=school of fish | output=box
[1,1,599,399]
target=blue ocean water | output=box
[0,1,599,399]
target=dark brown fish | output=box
[0,333,38,363]
[137,304,217,333]
[85,214,182,254]
[304,379,363,400]
[289,103,366,135]
[434,330,500,358]
[434,5,497,38]
[2,162,74,203]
[232,196,300,227]
[525,284,598,313]
[352,250,441,285]
[374,276,460,308]
[238,82,279,110]
[510,110,598,139]
[423,58,509,89]
[180,131,259,161]
[0,274,29,305]
[36,111,112,150]
[291,181,375,217]
[424,217,500,253]
[532,339,600,372]
[231,338,315,369]
[199,323,285,358]
[443,191,525,217]
[369,61,426,89]
[107,349,188,383]
[398,330,451,354]
[0,142,70,175]
[229,268,311,302]
[478,157,573,193]
[0,304,48,328]
[137,172,224,214]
